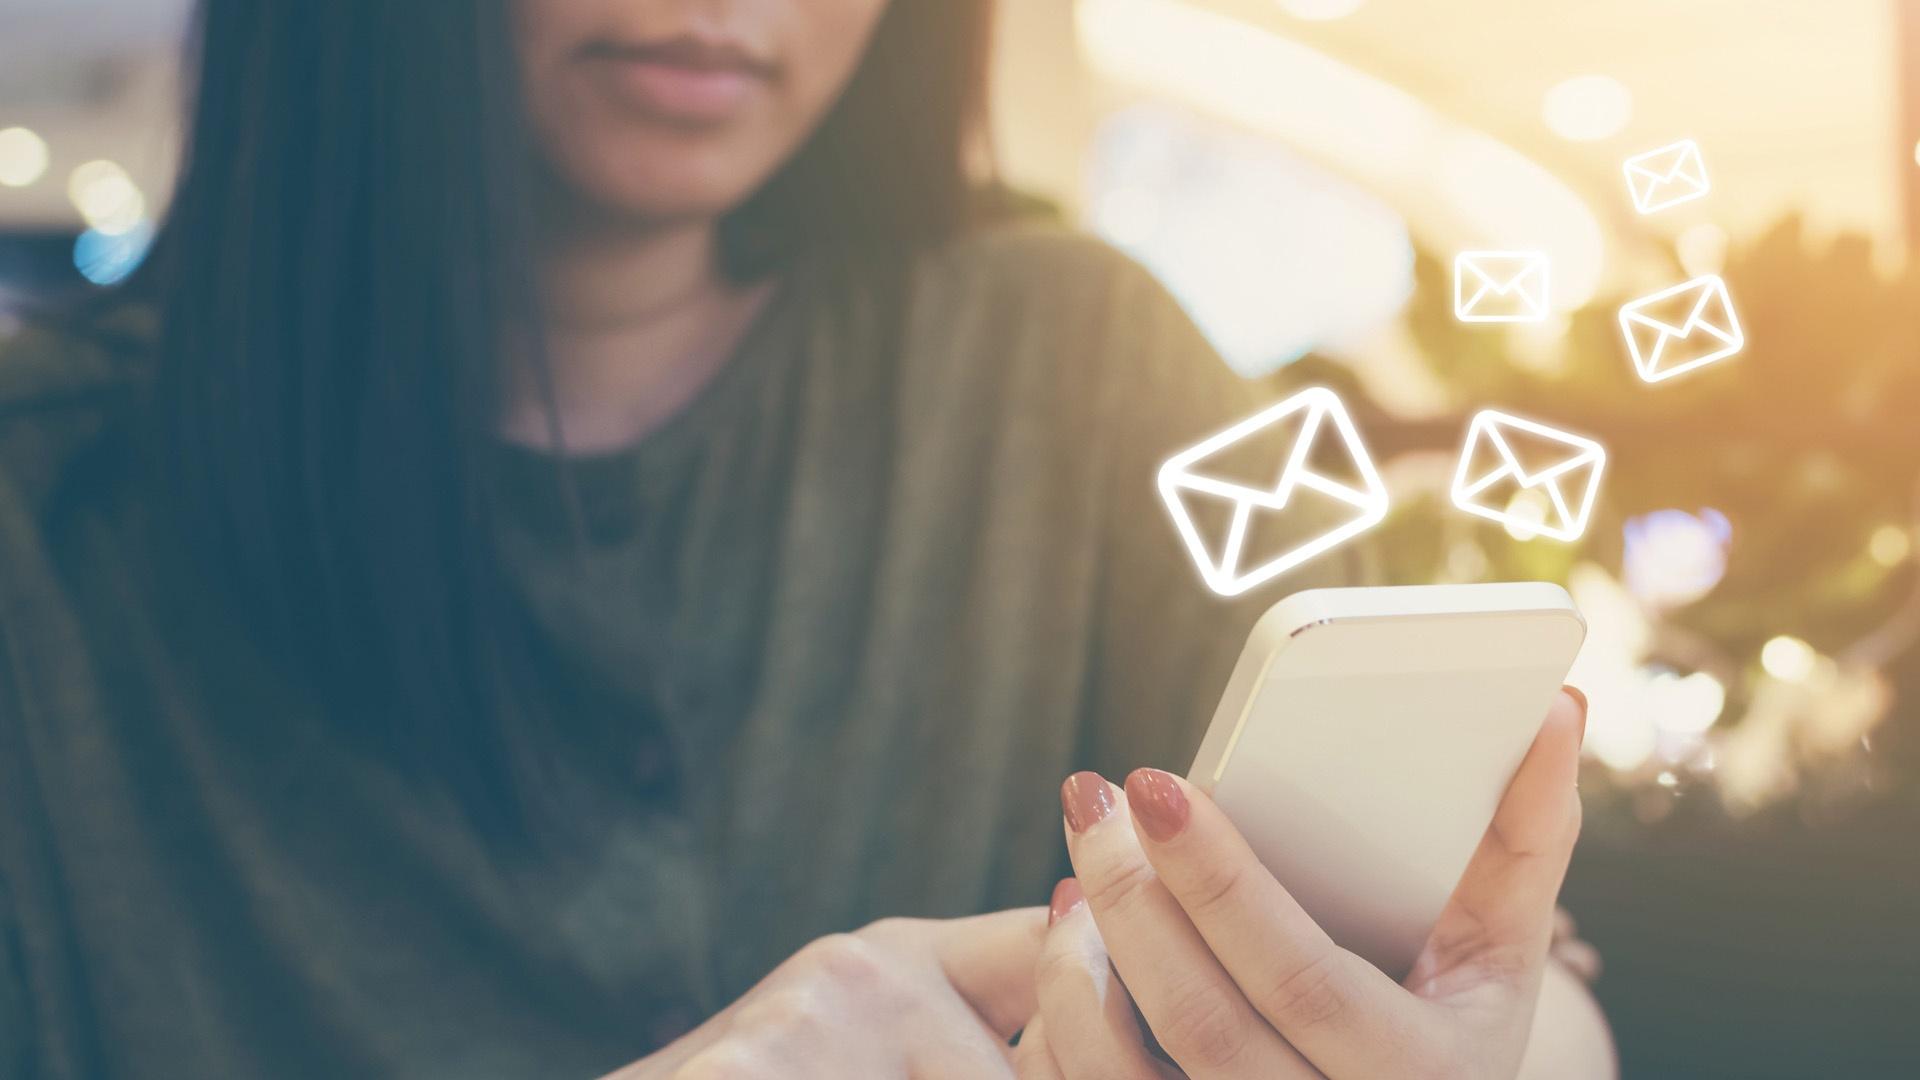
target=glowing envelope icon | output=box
[1618,274,1744,383]
[1451,410,1606,543]
[1158,387,1388,597]
[1623,139,1710,215]
[1453,251,1550,323]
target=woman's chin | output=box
[540,134,787,229]
[559,175,763,234]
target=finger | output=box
[1488,687,1586,860]
[902,969,1029,1080]
[932,906,1049,1039]
[1034,878,1165,1080]
[1552,907,1579,944]
[673,1041,784,1080]
[1123,767,1430,1077]
[1413,687,1587,1000]
[1551,940,1603,984]
[911,1019,1025,1080]
[1012,1017,1067,1080]
[1515,957,1618,1079]
[1060,772,1317,1079]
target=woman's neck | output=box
[501,216,774,455]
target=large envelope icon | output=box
[1453,251,1550,323]
[1623,139,1710,214]
[1450,410,1606,543]
[1158,387,1388,596]
[1618,273,1743,383]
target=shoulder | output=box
[921,219,1147,282]
[910,220,1168,319]
[0,304,150,525]
[898,221,1216,394]
[900,220,1253,432]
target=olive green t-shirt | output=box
[0,226,1361,1079]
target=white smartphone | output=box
[1188,582,1585,979]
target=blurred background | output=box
[3,0,1917,1074]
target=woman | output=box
[0,1,1613,1077]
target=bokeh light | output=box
[1541,75,1633,142]
[1507,313,1576,374]
[67,159,146,236]
[0,127,51,188]
[1623,508,1732,608]
[1675,223,1730,276]
[1868,524,1910,566]
[73,223,155,286]
[1649,671,1727,736]
[1500,488,1553,540]
[1589,692,1659,770]
[1760,635,1818,682]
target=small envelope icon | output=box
[1450,410,1606,543]
[1454,252,1550,323]
[1623,139,1710,215]
[1618,274,1744,383]
[1158,387,1388,596]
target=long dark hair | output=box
[134,0,996,827]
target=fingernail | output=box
[1048,877,1084,925]
[1564,685,1589,740]
[1124,768,1190,843]
[1060,772,1116,834]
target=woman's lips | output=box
[580,38,776,125]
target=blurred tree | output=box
[1379,216,1920,813]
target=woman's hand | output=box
[1053,687,1610,1079]
[603,908,1045,1080]
[1013,878,1182,1079]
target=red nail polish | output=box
[1048,878,1084,925]
[1124,768,1190,843]
[1061,772,1116,834]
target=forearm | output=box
[1518,959,1617,1080]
